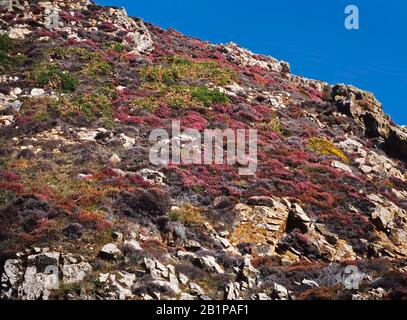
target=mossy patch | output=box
[0,33,26,73]
[103,41,126,53]
[30,62,78,92]
[53,84,116,122]
[134,83,230,110]
[139,55,237,86]
[307,137,349,163]
[82,59,112,77]
[0,33,12,52]
[47,46,98,61]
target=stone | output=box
[77,129,100,141]
[332,84,407,161]
[143,257,156,271]
[0,115,14,127]
[152,279,181,295]
[315,224,339,245]
[12,87,22,95]
[302,279,319,288]
[112,232,123,242]
[367,194,402,231]
[77,173,93,181]
[20,252,60,300]
[9,27,31,39]
[30,88,45,97]
[335,240,357,261]
[99,273,110,283]
[225,282,240,300]
[241,257,260,281]
[179,292,196,300]
[198,255,224,274]
[331,160,353,173]
[216,236,231,248]
[360,165,374,174]
[111,8,154,53]
[124,240,142,253]
[258,293,271,300]
[136,168,166,185]
[229,199,290,256]
[117,272,136,288]
[178,273,189,285]
[62,261,92,285]
[120,133,135,149]
[111,168,127,177]
[189,283,205,296]
[222,42,290,74]
[177,251,198,261]
[287,203,311,233]
[1,259,24,299]
[99,244,122,260]
[271,283,290,300]
[110,154,121,165]
[168,273,179,286]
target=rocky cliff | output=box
[0,0,406,300]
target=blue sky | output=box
[97,0,407,125]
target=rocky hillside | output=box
[0,0,406,300]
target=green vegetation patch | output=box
[47,46,98,61]
[308,137,349,163]
[0,33,26,73]
[139,55,237,86]
[30,62,78,92]
[103,41,126,53]
[133,83,230,110]
[82,59,112,77]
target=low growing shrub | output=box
[139,55,237,85]
[30,62,78,92]
[307,137,348,163]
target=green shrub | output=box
[0,33,12,52]
[0,52,26,72]
[103,41,126,53]
[139,55,237,85]
[135,83,230,109]
[191,86,230,107]
[30,62,78,92]
[131,96,160,112]
[0,34,26,73]
[74,94,113,120]
[82,59,112,77]
[47,47,97,60]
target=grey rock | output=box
[302,279,319,288]
[225,282,240,300]
[99,244,122,260]
[62,260,92,285]
[331,160,353,173]
[198,255,224,274]
[287,203,311,233]
[257,293,271,300]
[124,240,142,253]
[271,283,290,300]
[30,88,45,97]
